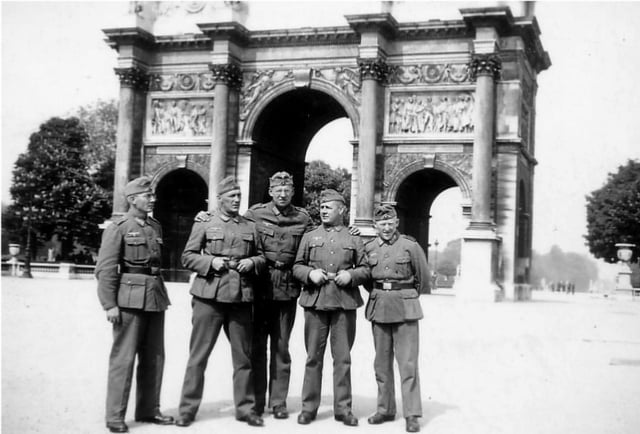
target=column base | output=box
[353,218,377,237]
[453,225,503,302]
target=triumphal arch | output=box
[104,1,550,300]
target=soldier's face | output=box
[218,189,241,215]
[320,201,344,225]
[129,191,155,214]
[269,185,294,208]
[375,218,399,241]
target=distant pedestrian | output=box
[176,177,266,428]
[293,189,371,427]
[364,205,429,433]
[95,177,174,433]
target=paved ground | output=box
[2,277,640,434]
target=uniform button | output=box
[329,263,334,267]
[330,251,334,254]
[385,266,390,270]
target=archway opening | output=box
[429,187,465,289]
[249,88,350,206]
[154,168,208,282]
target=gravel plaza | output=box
[2,276,640,434]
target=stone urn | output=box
[8,243,20,257]
[615,243,636,291]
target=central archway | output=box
[248,88,351,206]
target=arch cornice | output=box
[383,153,472,202]
[239,72,360,142]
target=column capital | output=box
[209,63,243,89]
[358,58,391,83]
[114,66,149,90]
[470,54,501,82]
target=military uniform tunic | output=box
[293,224,370,416]
[244,201,314,413]
[95,212,170,424]
[178,211,266,419]
[364,231,430,419]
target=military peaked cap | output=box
[319,189,345,204]
[374,204,398,221]
[217,176,240,195]
[269,171,294,187]
[124,176,153,197]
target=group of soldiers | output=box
[95,171,430,434]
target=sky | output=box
[2,1,640,261]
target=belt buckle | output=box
[275,260,285,269]
[383,282,392,290]
[326,272,336,281]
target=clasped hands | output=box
[308,269,352,286]
[211,256,254,273]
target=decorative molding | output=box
[312,67,361,107]
[239,69,296,120]
[149,72,216,92]
[359,58,390,83]
[115,67,149,90]
[388,91,475,135]
[144,153,210,186]
[470,54,502,81]
[209,63,243,89]
[149,98,214,137]
[388,63,472,85]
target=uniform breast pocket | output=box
[125,237,150,262]
[342,245,357,265]
[395,256,412,277]
[205,228,224,254]
[258,226,275,251]
[241,233,255,256]
[287,229,306,253]
[309,241,324,262]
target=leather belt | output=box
[122,266,161,276]
[224,259,239,270]
[374,281,414,291]
[266,259,291,270]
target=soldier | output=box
[364,204,430,433]
[176,177,266,428]
[244,172,314,419]
[292,189,371,427]
[95,176,174,433]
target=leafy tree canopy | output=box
[585,159,640,263]
[530,245,599,291]
[8,117,112,259]
[303,160,351,225]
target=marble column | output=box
[208,63,242,208]
[355,58,388,235]
[112,67,149,217]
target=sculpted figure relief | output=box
[151,99,213,136]
[388,93,474,135]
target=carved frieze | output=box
[149,98,214,137]
[470,54,502,81]
[384,153,426,187]
[437,153,473,180]
[387,63,472,85]
[387,91,475,135]
[149,72,216,92]
[239,69,295,120]
[313,67,361,106]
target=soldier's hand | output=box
[309,269,327,285]
[211,257,227,271]
[348,225,361,236]
[237,258,254,273]
[106,306,121,324]
[194,210,211,222]
[335,270,352,286]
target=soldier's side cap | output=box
[124,176,153,197]
[269,171,294,187]
[217,176,240,195]
[319,189,345,204]
[374,204,398,221]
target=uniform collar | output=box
[271,202,294,216]
[126,209,148,227]
[377,231,399,246]
[217,210,240,223]
[322,224,345,232]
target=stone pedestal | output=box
[455,225,503,302]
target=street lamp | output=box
[21,202,35,278]
[433,239,439,288]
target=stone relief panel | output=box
[149,73,216,92]
[149,98,213,137]
[313,67,361,107]
[387,91,475,135]
[240,69,292,120]
[387,63,472,85]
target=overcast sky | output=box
[2,1,640,259]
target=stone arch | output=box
[240,74,360,141]
[148,157,209,190]
[384,157,471,203]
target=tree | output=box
[73,99,118,190]
[585,159,640,263]
[303,160,352,225]
[8,117,112,260]
[530,245,599,291]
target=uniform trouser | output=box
[106,309,165,423]
[252,299,297,412]
[178,297,255,419]
[301,308,356,416]
[372,320,422,418]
